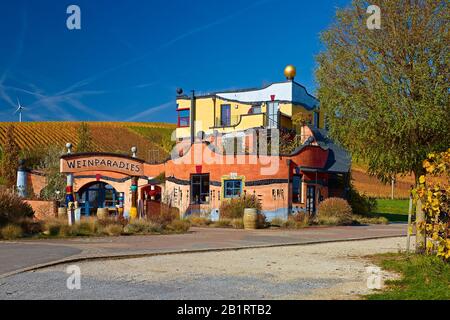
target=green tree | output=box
[76,122,93,153]
[1,125,20,188]
[316,0,449,183]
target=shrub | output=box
[230,218,244,229]
[317,197,353,225]
[281,214,311,229]
[58,225,73,237]
[353,215,389,225]
[188,215,212,227]
[43,217,66,236]
[281,219,297,229]
[71,219,98,236]
[348,187,377,215]
[1,224,23,239]
[123,219,162,234]
[97,217,127,229]
[0,190,34,227]
[165,220,190,233]
[270,217,284,227]
[214,219,232,228]
[220,195,261,219]
[257,213,269,229]
[18,218,43,235]
[103,224,123,236]
[291,213,312,228]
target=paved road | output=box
[0,237,409,300]
[0,224,407,277]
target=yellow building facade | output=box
[175,66,323,141]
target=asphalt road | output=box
[0,243,81,275]
[0,224,407,277]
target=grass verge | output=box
[373,199,410,222]
[366,253,450,300]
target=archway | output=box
[77,181,119,216]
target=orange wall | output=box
[25,200,57,220]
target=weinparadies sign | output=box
[60,153,145,176]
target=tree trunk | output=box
[415,199,426,254]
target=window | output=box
[292,175,303,203]
[191,174,210,204]
[221,104,231,126]
[267,102,279,128]
[177,109,190,127]
[224,179,242,198]
[249,105,261,114]
[313,111,319,128]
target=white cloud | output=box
[126,101,174,121]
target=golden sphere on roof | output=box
[284,65,296,80]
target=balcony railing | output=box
[214,115,241,127]
[212,113,266,129]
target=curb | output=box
[0,234,407,279]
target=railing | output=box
[214,115,241,127]
[213,113,265,129]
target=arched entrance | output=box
[77,181,119,216]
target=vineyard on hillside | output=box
[0,122,177,164]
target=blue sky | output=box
[0,0,350,123]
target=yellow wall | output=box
[175,97,323,139]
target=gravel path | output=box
[0,237,410,300]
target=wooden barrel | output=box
[243,208,258,229]
[97,208,109,219]
[57,207,67,218]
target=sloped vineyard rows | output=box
[0,122,176,163]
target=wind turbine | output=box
[14,98,25,122]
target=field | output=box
[0,122,176,163]
[351,163,414,199]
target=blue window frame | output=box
[221,104,231,126]
[224,179,242,198]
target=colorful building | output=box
[23,66,351,221]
